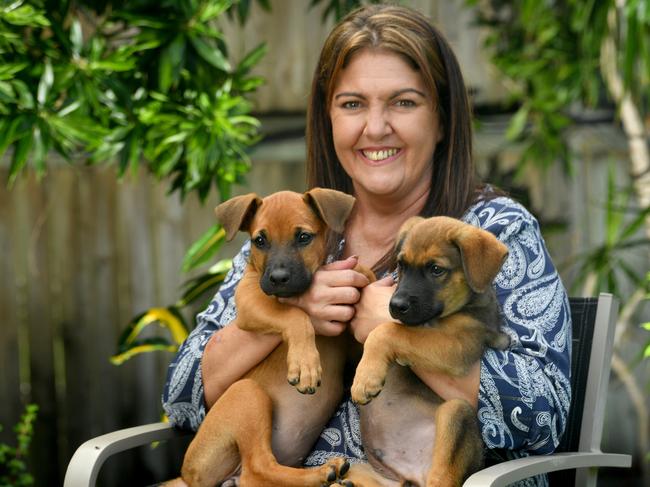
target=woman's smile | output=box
[359,147,402,164]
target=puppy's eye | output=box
[429,263,446,277]
[296,231,314,246]
[253,234,267,249]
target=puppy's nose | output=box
[389,295,411,317]
[269,268,290,286]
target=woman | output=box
[163,4,571,486]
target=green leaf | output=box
[31,124,48,178]
[188,35,231,71]
[116,306,189,352]
[0,62,28,81]
[12,79,34,109]
[200,0,233,22]
[177,262,232,307]
[620,205,650,241]
[236,43,267,75]
[0,117,22,158]
[70,18,83,57]
[8,129,34,187]
[110,338,178,365]
[605,165,625,246]
[36,61,53,105]
[505,105,530,140]
[158,34,187,92]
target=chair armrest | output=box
[63,422,193,487]
[462,451,632,487]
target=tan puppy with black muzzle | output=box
[337,216,510,487]
[180,189,369,487]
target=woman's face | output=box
[329,48,442,202]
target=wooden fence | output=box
[0,154,307,486]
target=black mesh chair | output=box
[464,293,631,486]
[64,293,632,487]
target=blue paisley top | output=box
[162,196,571,487]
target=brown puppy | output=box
[180,189,360,487]
[341,216,510,487]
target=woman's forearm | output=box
[202,323,282,408]
[412,361,481,410]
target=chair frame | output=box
[63,293,632,487]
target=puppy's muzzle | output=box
[260,259,312,298]
[389,293,443,326]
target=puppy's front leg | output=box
[235,274,322,393]
[351,317,486,404]
[350,322,399,405]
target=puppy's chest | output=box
[360,366,442,483]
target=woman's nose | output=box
[363,106,393,139]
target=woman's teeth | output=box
[362,148,399,161]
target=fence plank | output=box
[0,170,22,447]
[43,165,79,475]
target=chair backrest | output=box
[550,293,619,485]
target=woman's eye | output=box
[395,99,416,108]
[342,100,361,109]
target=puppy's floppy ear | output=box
[395,216,424,253]
[214,193,262,241]
[304,188,356,233]
[452,225,508,293]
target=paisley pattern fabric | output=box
[162,196,571,487]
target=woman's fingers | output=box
[321,254,359,271]
[276,256,374,336]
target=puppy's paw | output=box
[350,361,387,405]
[321,458,350,485]
[286,347,322,394]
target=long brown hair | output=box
[307,3,482,211]
[306,4,486,272]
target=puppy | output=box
[181,189,363,487]
[342,216,510,487]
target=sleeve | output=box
[465,198,572,455]
[161,241,251,431]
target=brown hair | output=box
[307,4,481,215]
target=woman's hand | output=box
[278,255,370,336]
[349,275,395,343]
[412,361,481,410]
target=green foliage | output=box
[0,0,267,202]
[0,404,38,487]
[467,0,650,172]
[643,320,650,359]
[112,0,381,363]
[112,257,232,364]
[568,166,650,295]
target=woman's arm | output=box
[163,242,280,430]
[202,325,281,408]
[467,198,572,455]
